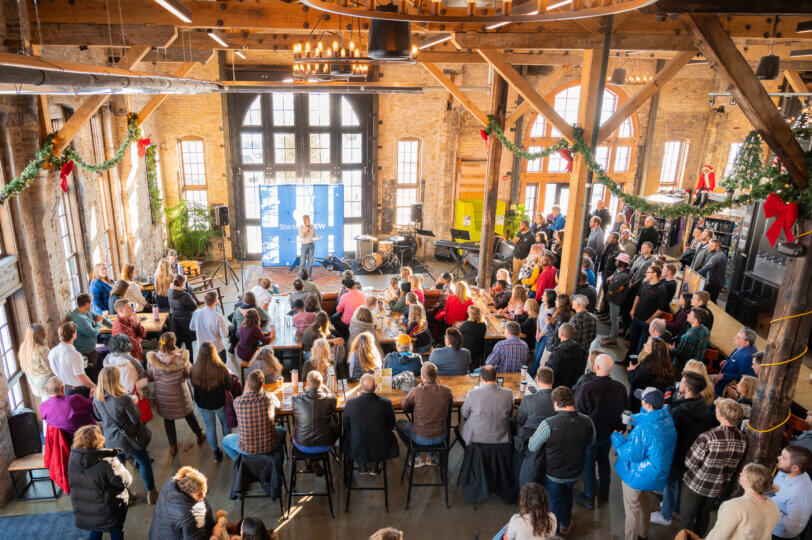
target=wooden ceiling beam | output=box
[32,23,177,48]
[136,62,198,126]
[682,14,808,189]
[784,70,809,94]
[51,45,151,156]
[420,63,488,127]
[650,0,811,14]
[455,32,696,51]
[477,49,574,141]
[597,49,696,143]
[420,51,583,65]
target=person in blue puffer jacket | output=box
[611,386,677,540]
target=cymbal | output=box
[390,236,405,242]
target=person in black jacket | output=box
[459,305,487,369]
[291,370,338,475]
[149,466,215,540]
[598,233,621,316]
[650,371,717,527]
[168,274,199,362]
[635,216,661,253]
[574,354,628,509]
[69,425,132,540]
[546,323,586,390]
[342,374,399,474]
[627,337,675,411]
[514,366,555,450]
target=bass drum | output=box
[361,253,384,272]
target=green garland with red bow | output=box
[0,113,147,204]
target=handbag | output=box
[101,397,152,451]
[134,387,153,423]
[224,390,238,430]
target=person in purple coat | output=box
[40,376,95,435]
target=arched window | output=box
[521,81,638,217]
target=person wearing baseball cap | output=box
[382,334,422,377]
[602,252,633,347]
[611,386,677,540]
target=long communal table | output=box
[98,312,169,334]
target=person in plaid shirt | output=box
[222,370,285,460]
[679,398,747,535]
[570,295,597,351]
[486,321,528,373]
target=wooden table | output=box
[266,372,527,415]
[470,289,518,340]
[99,313,169,334]
[264,295,303,350]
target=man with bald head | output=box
[342,373,398,473]
[574,353,628,509]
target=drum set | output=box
[355,231,418,273]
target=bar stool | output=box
[288,446,335,518]
[344,459,389,513]
[401,438,450,510]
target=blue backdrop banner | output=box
[259,184,344,267]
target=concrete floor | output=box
[1,260,686,540]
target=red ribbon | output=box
[479,129,488,142]
[763,192,798,247]
[558,149,573,173]
[137,137,151,158]
[59,160,74,193]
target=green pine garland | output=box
[485,114,812,220]
[145,144,163,223]
[0,113,142,205]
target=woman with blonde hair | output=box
[92,367,158,504]
[89,262,114,315]
[18,323,53,397]
[303,338,333,381]
[502,285,528,318]
[436,280,473,327]
[249,345,283,384]
[349,305,376,348]
[152,259,174,311]
[683,359,716,406]
[348,332,381,378]
[399,266,413,283]
[147,332,205,456]
[408,275,425,305]
[119,263,148,311]
[407,304,432,354]
[459,304,487,368]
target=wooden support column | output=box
[421,62,489,127]
[746,225,812,466]
[476,73,508,289]
[632,59,665,196]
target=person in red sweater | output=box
[436,281,474,327]
[111,299,147,362]
[533,253,557,300]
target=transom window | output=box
[178,138,208,210]
[396,140,421,226]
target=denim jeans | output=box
[544,476,576,530]
[223,426,286,460]
[395,420,446,446]
[661,467,682,520]
[492,524,508,540]
[529,335,547,377]
[197,406,229,451]
[582,438,611,500]
[608,302,622,341]
[628,318,649,357]
[127,447,155,491]
[88,529,123,540]
[301,242,315,276]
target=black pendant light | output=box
[610,68,626,85]
[755,55,779,80]
[368,3,413,60]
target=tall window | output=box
[178,138,208,209]
[396,139,420,226]
[58,192,82,298]
[660,140,689,187]
[0,304,22,411]
[523,184,538,216]
[90,115,116,273]
[724,142,743,178]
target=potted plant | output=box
[165,200,217,259]
[504,203,530,239]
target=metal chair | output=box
[288,446,335,518]
[344,458,389,513]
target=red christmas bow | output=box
[558,149,573,172]
[763,192,798,247]
[479,129,489,142]
[59,160,74,193]
[137,137,151,158]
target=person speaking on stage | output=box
[298,214,320,277]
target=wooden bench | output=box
[8,452,60,500]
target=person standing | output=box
[602,253,632,347]
[190,342,232,462]
[69,293,108,382]
[636,217,660,253]
[546,323,586,390]
[671,308,711,374]
[515,366,555,450]
[18,323,54,398]
[299,215,319,278]
[49,322,96,398]
[570,296,597,352]
[712,327,757,395]
[189,291,230,364]
[512,220,536,286]
[627,265,670,358]
[770,445,812,540]
[690,229,714,271]
[586,216,605,264]
[592,200,612,231]
[697,238,729,303]
[611,387,677,540]
[550,206,566,232]
[168,274,199,362]
[89,263,115,316]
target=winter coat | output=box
[606,268,632,305]
[147,350,194,420]
[437,295,473,326]
[93,393,148,455]
[611,406,677,491]
[149,478,215,540]
[68,447,132,532]
[600,242,621,276]
[348,315,375,349]
[670,397,718,472]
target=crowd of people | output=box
[14,207,811,540]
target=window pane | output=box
[342,170,362,218]
[276,171,296,184]
[590,184,605,211]
[246,225,262,254]
[396,188,417,226]
[724,142,743,178]
[243,171,267,220]
[599,90,618,125]
[618,118,633,138]
[595,146,610,170]
[344,223,361,254]
[309,171,331,184]
[614,146,630,172]
[543,183,557,216]
[558,187,570,213]
[309,93,330,126]
[342,133,362,163]
[272,93,294,126]
[180,140,206,186]
[241,133,263,164]
[548,151,568,173]
[530,116,546,137]
[397,140,419,183]
[523,184,537,215]
[0,307,18,382]
[9,382,23,411]
[551,86,580,137]
[309,133,330,164]
[243,96,262,126]
[273,133,295,164]
[527,146,542,172]
[341,97,360,126]
[185,190,208,212]
[660,141,683,184]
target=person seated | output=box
[575,271,597,313]
[103,334,147,397]
[532,254,557,301]
[490,279,513,311]
[514,366,555,450]
[570,295,597,352]
[546,323,586,389]
[397,362,453,467]
[165,249,182,274]
[428,327,471,376]
[670,308,710,374]
[459,305,487,369]
[712,327,757,396]
[348,332,382,379]
[399,266,413,284]
[406,304,432,354]
[117,263,149,312]
[338,270,355,299]
[383,276,400,303]
[107,280,130,316]
[250,278,277,311]
[236,309,272,364]
[348,307,376,352]
[770,445,812,540]
[302,311,344,355]
[289,279,309,308]
[69,293,108,371]
[388,281,412,315]
[432,272,454,311]
[691,291,714,332]
[495,482,557,540]
[514,299,539,352]
[334,281,366,337]
[292,296,318,334]
[89,262,114,316]
[211,516,277,540]
[435,281,473,327]
[383,334,422,377]
[40,376,95,435]
[408,275,425,305]
[458,365,514,447]
[298,269,322,305]
[250,346,283,384]
[49,321,96,397]
[222,370,284,460]
[233,291,270,329]
[370,528,403,540]
[152,259,174,311]
[486,321,528,373]
[399,292,419,326]
[723,375,756,419]
[342,374,399,474]
[149,466,216,540]
[292,371,338,473]
[628,338,675,411]
[549,205,566,232]
[499,285,528,319]
[667,293,694,340]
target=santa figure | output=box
[693,165,715,207]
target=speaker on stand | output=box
[210,206,240,288]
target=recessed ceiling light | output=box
[153,0,192,23]
[207,30,229,48]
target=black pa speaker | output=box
[9,409,42,458]
[213,206,230,228]
[410,203,422,224]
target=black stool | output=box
[400,439,450,509]
[230,451,287,520]
[288,446,335,518]
[344,459,389,513]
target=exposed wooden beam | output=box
[420,51,583,65]
[784,70,809,94]
[597,50,695,143]
[0,50,168,78]
[32,23,177,48]
[51,45,150,156]
[506,101,534,129]
[682,14,808,189]
[651,0,811,14]
[136,62,198,126]
[477,49,575,141]
[456,32,696,51]
[420,62,488,127]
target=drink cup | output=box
[152,306,160,321]
[521,365,528,379]
[520,380,528,392]
[291,369,299,394]
[621,410,632,425]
